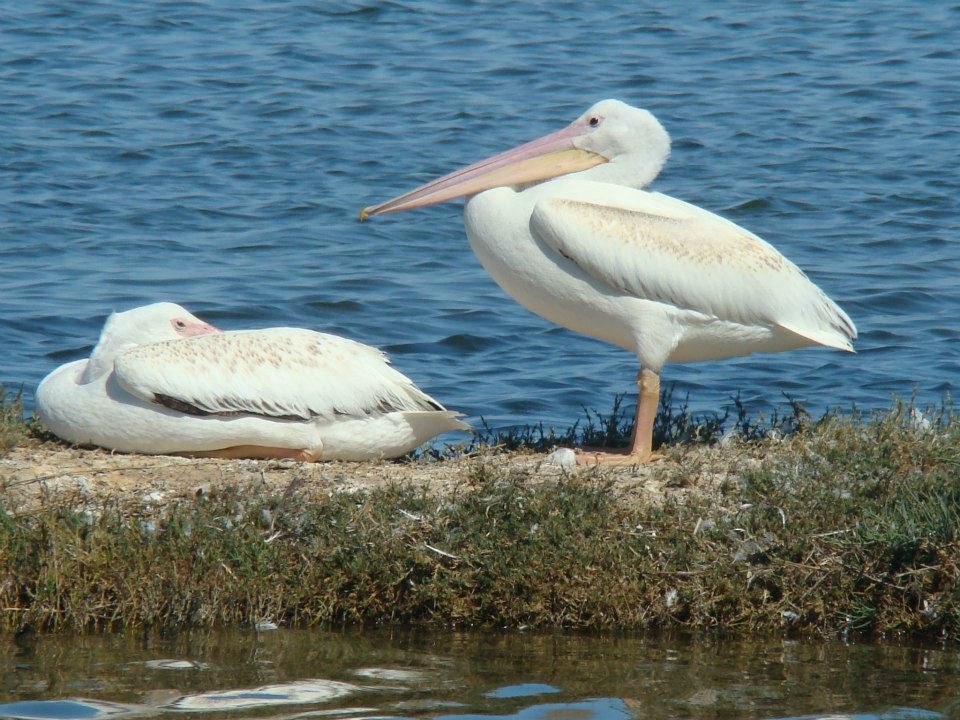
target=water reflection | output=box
[165,678,359,711]
[0,630,955,720]
[483,685,561,700]
[0,699,136,720]
[141,661,207,671]
[440,699,631,720]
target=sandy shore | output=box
[0,438,752,514]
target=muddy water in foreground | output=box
[0,629,956,720]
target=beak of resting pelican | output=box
[193,322,223,336]
[174,319,223,337]
[360,120,607,220]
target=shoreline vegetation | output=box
[1,387,958,641]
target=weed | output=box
[0,386,29,455]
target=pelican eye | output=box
[174,320,186,328]
[588,116,601,127]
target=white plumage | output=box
[362,99,856,464]
[523,182,855,357]
[37,302,469,461]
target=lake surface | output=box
[2,2,958,432]
[0,629,957,720]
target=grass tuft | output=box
[0,386,30,456]
[473,386,815,454]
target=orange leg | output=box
[176,445,321,462]
[577,368,662,465]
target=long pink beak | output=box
[360,118,606,219]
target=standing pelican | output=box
[361,100,856,464]
[37,302,469,461]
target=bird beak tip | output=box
[358,207,370,222]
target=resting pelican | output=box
[361,99,856,464]
[36,302,469,461]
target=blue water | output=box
[2,2,958,430]
[0,630,955,720]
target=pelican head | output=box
[104,302,222,344]
[83,302,221,382]
[570,99,671,189]
[361,99,671,219]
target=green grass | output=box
[0,386,30,455]
[730,402,960,637]
[1,401,958,639]
[470,385,812,454]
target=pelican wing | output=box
[113,328,446,420]
[529,182,856,350]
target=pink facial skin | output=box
[170,317,222,337]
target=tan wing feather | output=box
[113,328,448,421]
[530,182,856,350]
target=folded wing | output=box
[113,328,447,420]
[530,182,856,350]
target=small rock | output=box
[908,407,932,433]
[70,476,92,494]
[545,448,576,468]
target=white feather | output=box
[115,328,446,421]
[529,182,856,351]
